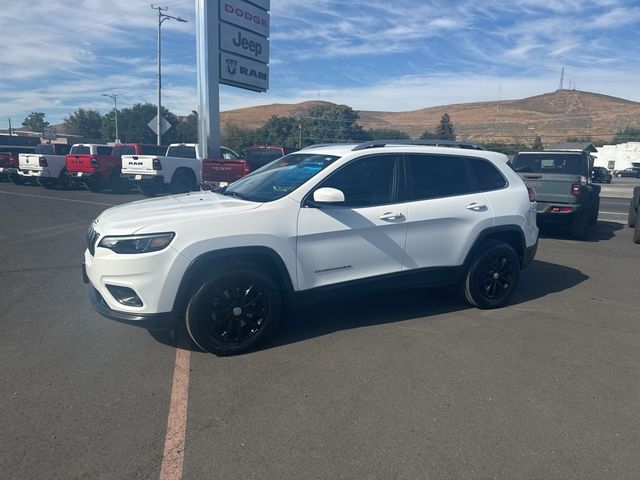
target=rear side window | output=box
[406,154,471,200]
[36,144,54,155]
[167,146,196,158]
[468,158,507,191]
[97,146,113,155]
[70,145,90,154]
[220,147,239,160]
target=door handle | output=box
[466,202,487,211]
[378,211,405,221]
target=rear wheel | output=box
[570,212,587,239]
[185,265,282,355]
[170,171,197,194]
[9,173,26,185]
[628,200,638,228]
[589,197,600,226]
[109,171,129,194]
[85,181,102,192]
[463,240,520,309]
[634,218,640,244]
[40,178,55,189]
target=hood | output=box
[94,191,261,235]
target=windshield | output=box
[223,153,340,202]
[512,153,584,174]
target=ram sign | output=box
[220,51,269,92]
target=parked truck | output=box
[511,150,600,239]
[0,146,37,182]
[65,144,125,192]
[122,143,248,196]
[17,143,73,188]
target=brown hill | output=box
[221,90,640,144]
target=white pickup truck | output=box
[121,143,201,196]
[17,143,73,188]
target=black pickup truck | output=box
[512,150,600,239]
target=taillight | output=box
[152,158,162,170]
[527,186,537,202]
[39,157,48,167]
[571,182,581,196]
[243,161,250,176]
[91,156,98,167]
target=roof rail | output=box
[351,139,486,151]
[300,143,342,150]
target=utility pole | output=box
[151,4,187,146]
[559,67,565,91]
[102,93,119,142]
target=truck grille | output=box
[87,225,100,256]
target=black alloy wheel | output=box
[464,240,520,309]
[185,266,281,355]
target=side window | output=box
[320,154,399,207]
[406,154,470,200]
[468,158,507,191]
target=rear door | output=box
[402,153,494,269]
[296,153,407,290]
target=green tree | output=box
[221,122,257,154]
[253,116,303,147]
[175,111,199,143]
[532,135,544,150]
[304,104,368,144]
[365,128,409,140]
[434,113,456,140]
[612,127,640,144]
[101,103,179,144]
[22,112,50,133]
[64,108,103,139]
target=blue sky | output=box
[2,0,640,126]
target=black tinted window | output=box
[321,154,398,207]
[406,154,470,200]
[512,153,583,174]
[468,158,507,191]
[140,145,166,155]
[97,146,113,155]
[112,146,136,157]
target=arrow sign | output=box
[148,115,172,135]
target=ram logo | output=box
[130,161,144,166]
[226,59,238,75]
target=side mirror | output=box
[312,187,345,205]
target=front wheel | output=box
[589,197,600,226]
[185,265,282,355]
[634,219,640,244]
[463,241,520,309]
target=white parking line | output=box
[0,189,115,207]
[159,332,192,480]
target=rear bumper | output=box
[536,202,582,217]
[123,173,165,184]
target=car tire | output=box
[634,218,640,244]
[632,187,640,210]
[570,212,587,239]
[589,197,600,226]
[140,184,161,197]
[86,181,102,192]
[170,171,196,194]
[628,200,637,228]
[9,173,26,185]
[463,240,520,309]
[185,265,282,356]
[40,178,55,189]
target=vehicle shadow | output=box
[150,259,589,354]
[538,220,622,242]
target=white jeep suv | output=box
[83,141,538,355]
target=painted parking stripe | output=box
[159,332,192,480]
[0,189,115,207]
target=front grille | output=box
[87,225,100,256]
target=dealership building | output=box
[593,142,640,171]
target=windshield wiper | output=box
[222,190,253,201]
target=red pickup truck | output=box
[202,146,250,187]
[66,143,161,193]
[0,146,37,182]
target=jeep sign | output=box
[220,22,269,64]
[220,51,269,92]
[220,0,269,38]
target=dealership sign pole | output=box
[196,0,270,160]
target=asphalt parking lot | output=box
[1,180,639,480]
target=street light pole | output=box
[102,93,119,142]
[151,4,187,146]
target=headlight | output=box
[98,233,175,254]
